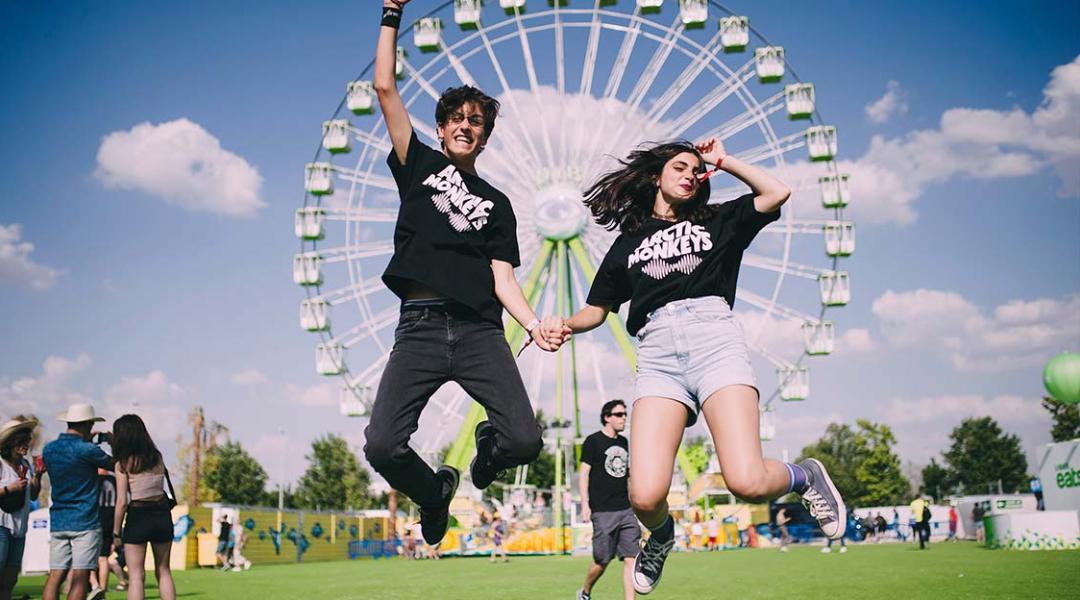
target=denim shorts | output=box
[50,528,102,570]
[635,296,758,426]
[0,526,26,569]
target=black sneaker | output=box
[798,458,846,540]
[576,590,591,600]
[419,465,459,545]
[469,420,502,489]
[632,516,675,595]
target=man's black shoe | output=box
[419,465,459,545]
[469,420,502,489]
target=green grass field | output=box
[13,542,1078,599]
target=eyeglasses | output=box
[608,412,627,418]
[447,112,486,127]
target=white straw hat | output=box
[56,403,106,424]
[0,415,39,448]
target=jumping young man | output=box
[577,399,638,600]
[363,0,561,548]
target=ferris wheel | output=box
[293,0,853,480]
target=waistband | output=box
[646,295,729,321]
[401,298,481,319]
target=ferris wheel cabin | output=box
[414,18,443,53]
[304,163,334,196]
[316,342,345,376]
[819,173,850,208]
[300,298,330,332]
[294,207,326,241]
[802,321,834,356]
[719,16,749,52]
[679,0,707,29]
[805,125,837,161]
[824,221,855,257]
[755,46,785,83]
[818,271,851,306]
[500,0,526,15]
[636,0,663,14]
[321,120,351,154]
[454,0,482,29]
[778,367,810,401]
[785,83,814,119]
[346,80,375,115]
[292,252,323,287]
[340,384,372,417]
[759,406,777,440]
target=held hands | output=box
[694,137,727,167]
[384,0,409,8]
[538,316,573,351]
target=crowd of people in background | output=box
[0,404,179,600]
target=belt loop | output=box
[423,307,430,320]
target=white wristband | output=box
[525,319,540,333]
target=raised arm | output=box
[375,1,414,164]
[696,137,791,213]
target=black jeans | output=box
[363,304,543,508]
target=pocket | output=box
[395,310,426,334]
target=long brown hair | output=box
[583,141,716,234]
[112,414,162,474]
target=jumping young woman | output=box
[364,0,562,549]
[543,138,845,594]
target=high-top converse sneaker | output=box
[469,421,503,489]
[798,459,846,540]
[632,516,675,594]
[419,465,459,545]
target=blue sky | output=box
[2,0,1078,492]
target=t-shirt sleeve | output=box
[386,131,435,196]
[580,436,596,467]
[586,241,632,310]
[84,444,113,469]
[483,198,521,266]
[731,193,781,249]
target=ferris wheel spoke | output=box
[331,305,400,347]
[708,183,752,202]
[662,67,756,139]
[735,131,806,166]
[644,29,724,126]
[317,241,396,263]
[758,219,833,235]
[737,287,817,324]
[323,207,398,223]
[510,9,558,167]
[347,126,391,154]
[336,170,397,192]
[742,252,831,280]
[475,24,547,171]
[578,2,605,97]
[699,90,786,142]
[319,274,387,306]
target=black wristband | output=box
[381,6,403,29]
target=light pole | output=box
[277,428,285,530]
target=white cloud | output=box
[0,354,93,419]
[885,394,1043,427]
[838,328,877,354]
[229,369,267,386]
[872,289,1080,372]
[0,223,61,290]
[101,371,187,441]
[95,119,265,217]
[833,55,1080,225]
[865,80,909,124]
[285,381,340,409]
[249,431,309,488]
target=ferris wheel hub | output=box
[533,183,590,241]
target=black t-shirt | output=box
[384,132,521,326]
[219,521,232,543]
[581,431,630,513]
[587,194,779,336]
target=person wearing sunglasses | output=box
[577,400,636,600]
[545,138,845,595]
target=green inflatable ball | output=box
[1044,352,1080,405]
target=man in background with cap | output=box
[42,403,113,600]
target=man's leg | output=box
[363,314,450,506]
[452,321,542,484]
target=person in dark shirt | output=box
[362,0,563,551]
[542,138,844,594]
[576,400,638,600]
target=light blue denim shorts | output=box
[634,296,758,427]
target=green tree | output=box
[204,442,269,505]
[852,420,911,506]
[798,423,864,504]
[941,417,1028,494]
[683,436,711,476]
[920,458,953,499]
[1042,397,1080,443]
[295,434,375,510]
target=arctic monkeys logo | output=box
[421,165,495,232]
[627,221,713,280]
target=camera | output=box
[93,431,112,445]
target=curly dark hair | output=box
[112,414,162,475]
[583,141,716,234]
[600,399,626,425]
[435,85,500,140]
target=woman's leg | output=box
[700,385,792,502]
[150,541,175,600]
[123,544,146,600]
[627,397,687,528]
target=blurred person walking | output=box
[0,416,42,600]
[42,404,112,600]
[110,415,176,600]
